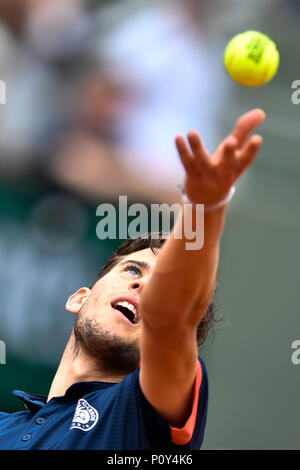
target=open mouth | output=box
[112,300,138,325]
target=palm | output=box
[175,109,265,207]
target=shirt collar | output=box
[13,380,117,412]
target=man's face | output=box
[70,248,158,375]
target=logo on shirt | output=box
[70,399,99,432]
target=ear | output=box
[65,287,91,314]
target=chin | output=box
[74,315,140,374]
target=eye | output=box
[124,264,141,277]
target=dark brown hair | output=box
[91,233,221,346]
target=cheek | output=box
[92,275,124,304]
[104,272,129,289]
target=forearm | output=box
[140,203,227,328]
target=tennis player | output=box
[0,108,265,450]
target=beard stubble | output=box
[73,303,141,376]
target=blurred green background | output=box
[0,0,299,450]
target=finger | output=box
[219,135,238,170]
[175,135,194,172]
[231,108,265,147]
[187,130,210,172]
[235,134,263,178]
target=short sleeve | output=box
[135,356,208,450]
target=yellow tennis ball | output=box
[224,30,279,87]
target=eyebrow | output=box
[119,259,151,271]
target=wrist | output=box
[177,185,236,212]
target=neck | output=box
[47,331,125,402]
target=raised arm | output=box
[139,109,265,429]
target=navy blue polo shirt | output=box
[0,357,208,450]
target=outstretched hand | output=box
[175,108,266,207]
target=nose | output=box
[128,279,143,292]
[128,274,150,292]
